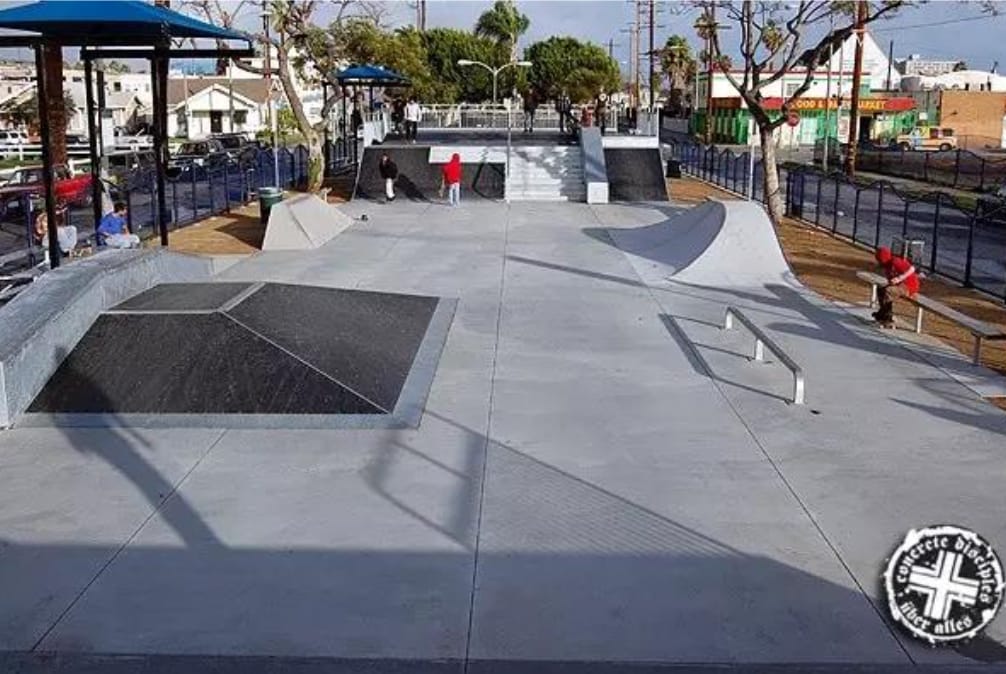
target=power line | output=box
[872,14,996,33]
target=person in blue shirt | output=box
[97,201,140,249]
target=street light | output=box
[261,4,280,188]
[456,58,532,105]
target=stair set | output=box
[429,145,586,202]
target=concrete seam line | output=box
[462,202,510,673]
[219,311,391,415]
[28,428,230,652]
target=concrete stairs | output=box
[428,145,586,202]
[506,146,585,202]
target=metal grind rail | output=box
[723,306,805,405]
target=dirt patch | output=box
[668,176,1006,388]
[153,203,265,256]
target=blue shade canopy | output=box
[0,0,248,43]
[335,64,410,86]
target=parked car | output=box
[167,139,228,176]
[105,148,156,183]
[114,127,153,149]
[0,164,93,220]
[211,133,257,165]
[65,133,89,146]
[0,130,29,146]
[895,127,957,152]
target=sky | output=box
[368,0,1006,73]
[0,0,1004,75]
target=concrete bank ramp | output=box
[608,199,795,288]
[261,194,353,251]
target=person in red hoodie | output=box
[442,153,462,207]
[873,246,920,328]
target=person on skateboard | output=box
[873,246,920,328]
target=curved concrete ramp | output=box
[608,199,795,288]
[261,194,353,251]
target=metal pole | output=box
[704,4,715,144]
[823,19,834,173]
[34,43,60,269]
[648,0,655,112]
[83,56,103,233]
[152,51,169,246]
[506,87,512,203]
[844,0,867,176]
[886,39,894,91]
[263,5,279,186]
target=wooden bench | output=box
[856,270,1006,365]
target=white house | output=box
[900,69,1006,93]
[167,77,270,138]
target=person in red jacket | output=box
[442,153,462,206]
[873,246,920,327]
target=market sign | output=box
[760,97,916,112]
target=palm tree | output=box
[475,0,530,64]
[660,35,697,116]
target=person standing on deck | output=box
[441,153,462,207]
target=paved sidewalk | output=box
[0,199,1005,671]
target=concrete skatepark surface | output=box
[1,196,1006,671]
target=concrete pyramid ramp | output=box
[608,199,795,288]
[261,193,353,251]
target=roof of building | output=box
[105,91,144,109]
[166,78,270,107]
[0,0,246,43]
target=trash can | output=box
[259,187,283,225]
[666,159,681,178]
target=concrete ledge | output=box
[580,127,609,205]
[0,249,214,428]
[602,135,660,149]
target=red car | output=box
[0,165,93,220]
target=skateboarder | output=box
[441,153,462,207]
[378,153,398,202]
[873,246,920,328]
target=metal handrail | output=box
[723,306,805,405]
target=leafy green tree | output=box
[423,27,504,102]
[475,0,530,63]
[525,37,620,102]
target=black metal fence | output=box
[667,137,1006,300]
[1,138,358,273]
[856,147,1006,192]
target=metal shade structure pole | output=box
[83,56,103,233]
[34,43,60,268]
[150,47,169,246]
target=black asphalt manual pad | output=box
[28,283,444,419]
[28,313,382,415]
[228,284,438,412]
[113,282,253,312]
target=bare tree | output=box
[697,0,908,223]
[182,0,384,191]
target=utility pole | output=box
[634,0,642,110]
[704,4,715,144]
[886,39,894,91]
[844,0,867,176]
[648,0,655,111]
[416,0,427,31]
[609,38,615,60]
